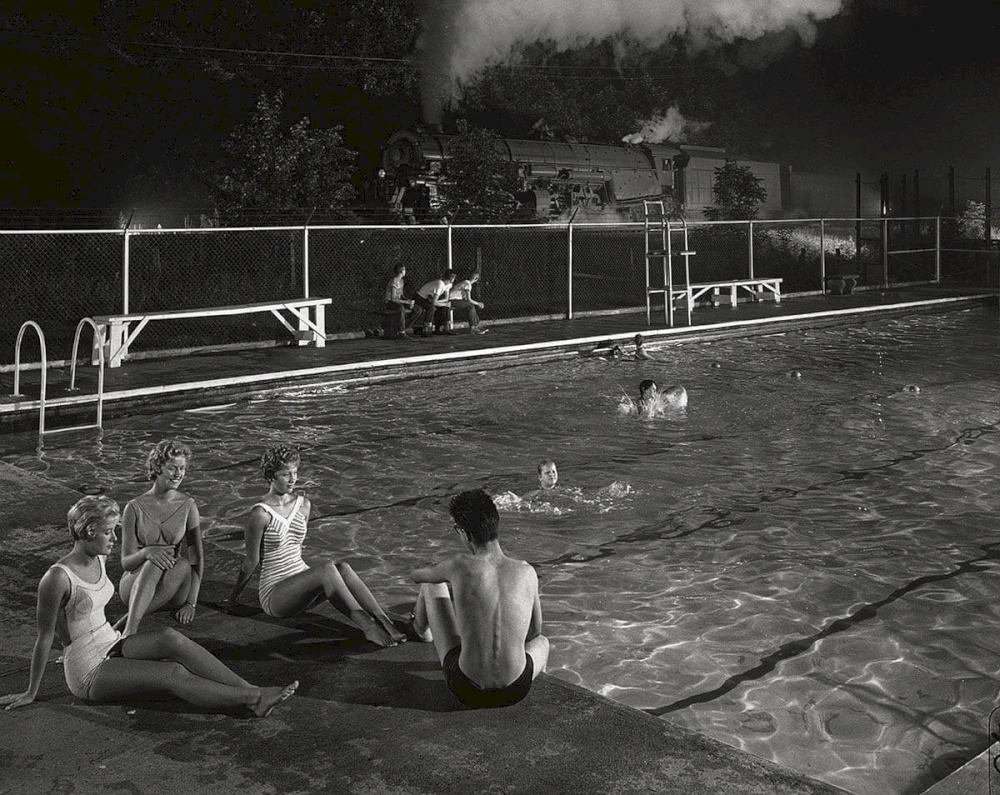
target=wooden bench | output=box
[687,278,783,309]
[92,297,332,368]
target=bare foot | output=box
[253,680,299,717]
[352,611,396,647]
[378,614,408,644]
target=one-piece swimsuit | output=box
[52,557,124,700]
[256,496,310,616]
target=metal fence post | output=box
[122,228,130,314]
[935,215,941,283]
[447,219,453,272]
[303,224,310,297]
[819,219,826,289]
[747,220,754,279]
[881,216,889,288]
[567,214,575,319]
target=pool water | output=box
[2,306,998,795]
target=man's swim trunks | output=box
[442,645,533,709]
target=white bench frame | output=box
[687,278,783,309]
[92,298,332,368]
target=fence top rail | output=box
[0,215,952,236]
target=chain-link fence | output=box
[2,217,995,366]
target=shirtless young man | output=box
[410,489,549,709]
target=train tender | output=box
[381,129,695,221]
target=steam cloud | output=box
[419,0,846,124]
[622,105,712,144]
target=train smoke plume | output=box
[418,0,845,125]
[622,105,711,144]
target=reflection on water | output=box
[2,307,998,795]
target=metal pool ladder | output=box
[12,318,105,437]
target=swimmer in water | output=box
[633,334,654,361]
[517,460,559,501]
[620,379,688,418]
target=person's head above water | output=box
[536,459,558,490]
[634,334,644,347]
[638,379,658,401]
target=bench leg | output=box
[107,322,127,368]
[91,324,108,366]
[313,304,326,347]
[730,286,738,308]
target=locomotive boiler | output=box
[381,129,692,221]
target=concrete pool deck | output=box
[0,464,849,795]
[0,285,995,794]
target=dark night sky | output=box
[2,0,999,209]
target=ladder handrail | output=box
[67,317,105,431]
[13,320,48,435]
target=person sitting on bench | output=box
[383,263,415,339]
[412,271,456,336]
[449,271,488,334]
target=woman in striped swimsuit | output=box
[228,444,406,647]
[1,495,297,717]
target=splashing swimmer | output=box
[1,495,297,717]
[619,378,688,418]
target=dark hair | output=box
[639,379,657,394]
[392,262,406,276]
[443,270,457,281]
[146,440,192,481]
[68,495,121,541]
[449,489,499,545]
[261,444,301,480]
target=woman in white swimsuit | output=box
[1,495,297,716]
[228,444,406,647]
[118,440,204,636]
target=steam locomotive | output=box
[380,129,784,221]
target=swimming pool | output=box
[2,305,997,795]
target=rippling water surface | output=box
[3,306,998,795]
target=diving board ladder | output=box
[644,200,695,326]
[12,319,105,437]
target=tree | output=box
[436,122,523,222]
[211,91,357,222]
[705,159,767,221]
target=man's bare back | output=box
[411,489,549,708]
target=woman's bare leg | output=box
[267,563,395,647]
[120,627,250,688]
[336,562,407,643]
[88,655,297,716]
[121,560,192,636]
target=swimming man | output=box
[410,489,549,708]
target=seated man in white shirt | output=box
[449,271,488,334]
[412,271,456,336]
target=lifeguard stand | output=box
[643,200,695,326]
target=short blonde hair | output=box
[146,440,192,481]
[67,495,120,540]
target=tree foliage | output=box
[211,90,357,221]
[436,122,522,222]
[705,159,768,221]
